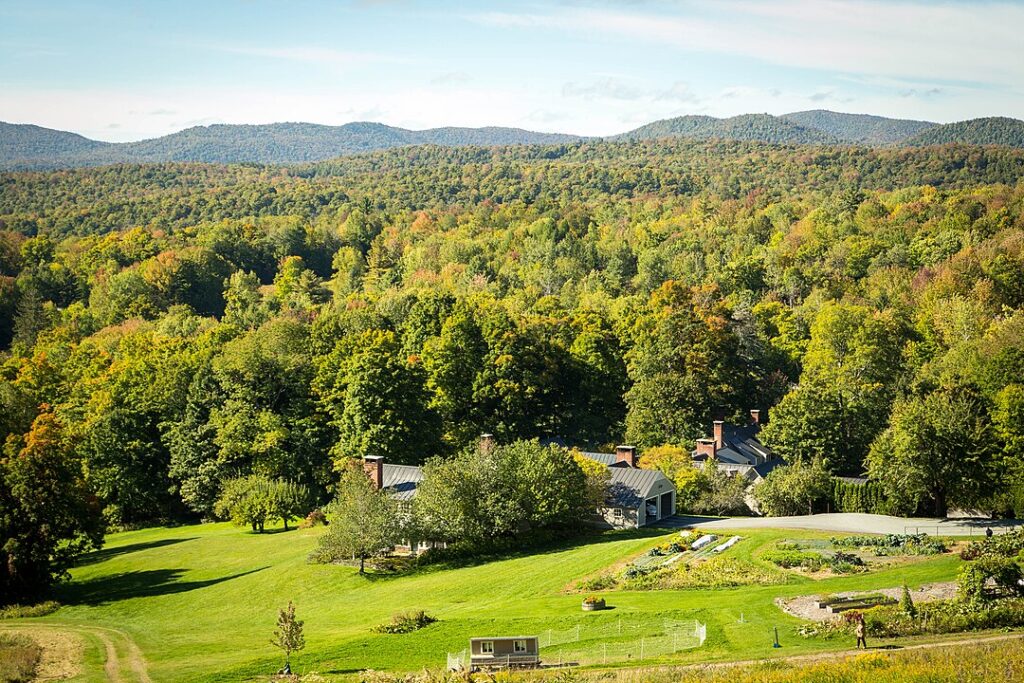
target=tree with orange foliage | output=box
[0,408,104,605]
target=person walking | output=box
[855,614,867,649]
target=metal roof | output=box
[691,423,775,467]
[580,451,617,466]
[381,464,424,501]
[605,466,671,508]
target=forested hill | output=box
[0,121,583,170]
[905,117,1024,148]
[612,113,840,145]
[4,112,1024,170]
[780,110,937,145]
[3,139,1023,238]
[617,112,1024,148]
[2,135,1024,529]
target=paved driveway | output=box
[659,512,1024,536]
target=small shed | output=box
[469,636,540,669]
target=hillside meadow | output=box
[1,523,971,682]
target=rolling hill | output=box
[904,116,1024,148]
[613,113,839,145]
[3,112,1024,170]
[781,110,937,145]
[0,121,584,170]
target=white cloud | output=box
[469,2,1024,90]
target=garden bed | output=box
[778,583,958,622]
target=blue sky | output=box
[1,0,1022,142]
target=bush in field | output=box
[298,509,329,528]
[0,601,60,619]
[372,610,436,634]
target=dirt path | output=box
[0,622,151,683]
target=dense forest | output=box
[5,111,1024,171]
[2,137,1024,561]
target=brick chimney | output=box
[750,409,762,425]
[713,420,724,449]
[363,455,384,489]
[615,445,637,468]
[479,433,495,454]
[695,438,717,459]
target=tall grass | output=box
[0,633,42,683]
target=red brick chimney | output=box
[713,420,724,449]
[695,438,717,459]
[615,445,637,468]
[479,433,495,454]
[750,409,761,425]
[363,455,384,489]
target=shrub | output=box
[900,584,917,618]
[623,565,652,580]
[0,601,60,619]
[0,634,42,683]
[298,509,329,529]
[959,556,1024,603]
[960,528,1024,561]
[372,610,436,634]
[577,574,616,592]
[828,551,866,573]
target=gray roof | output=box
[605,466,670,508]
[382,464,424,501]
[580,451,617,466]
[692,423,775,467]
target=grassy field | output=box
[2,522,973,682]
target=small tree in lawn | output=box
[311,463,399,573]
[270,601,305,674]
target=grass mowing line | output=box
[46,523,969,680]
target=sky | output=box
[1,0,1022,142]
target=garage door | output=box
[660,491,673,518]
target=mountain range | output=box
[2,111,1024,170]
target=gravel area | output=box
[777,582,959,622]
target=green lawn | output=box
[10,522,967,682]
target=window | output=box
[480,641,494,655]
[613,508,623,520]
[514,640,527,653]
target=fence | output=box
[447,617,707,670]
[541,617,706,666]
[903,524,1023,537]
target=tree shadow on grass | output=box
[57,567,268,606]
[75,537,197,566]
